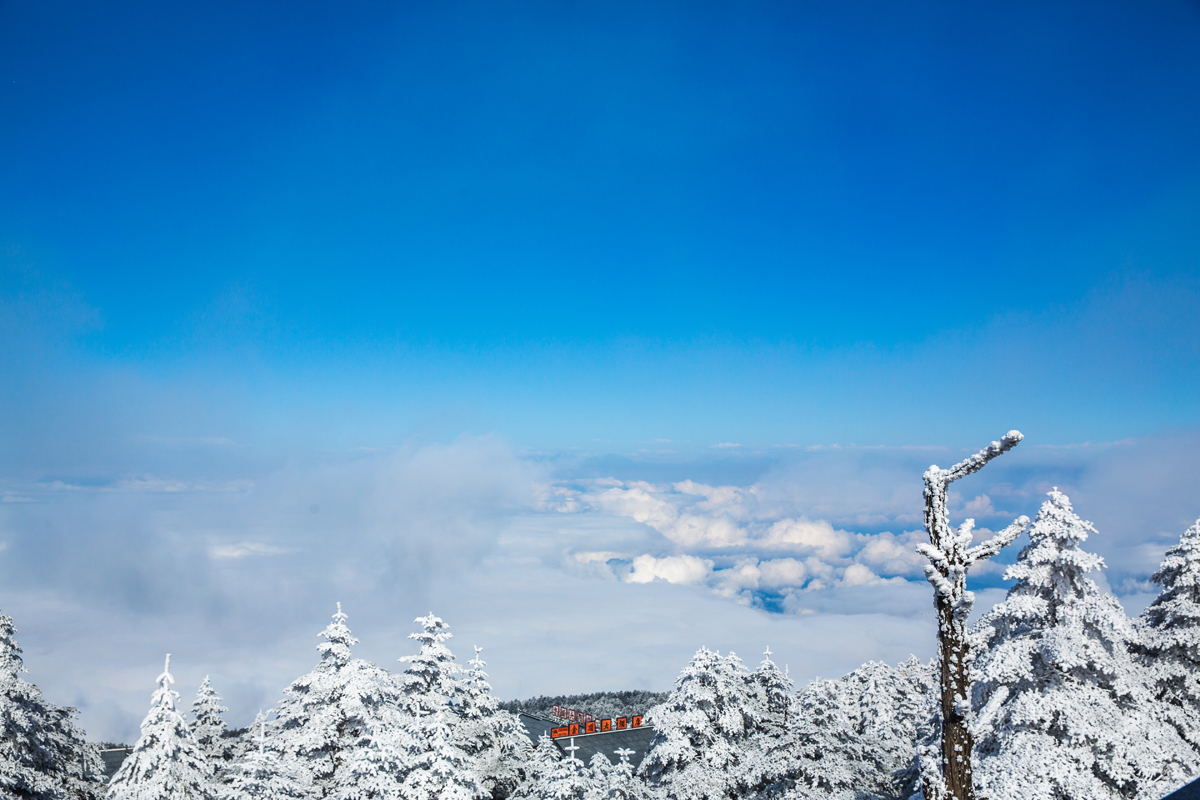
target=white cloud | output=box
[534,475,932,613]
[761,517,854,558]
[960,493,996,517]
[840,563,883,587]
[854,530,927,577]
[574,551,622,564]
[626,554,713,585]
[758,558,809,589]
[534,484,585,513]
[209,542,290,559]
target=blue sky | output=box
[2,0,1200,742]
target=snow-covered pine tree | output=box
[398,613,460,717]
[395,614,484,800]
[528,739,592,800]
[219,712,314,800]
[584,753,615,800]
[191,677,229,764]
[601,752,656,800]
[640,648,760,800]
[971,489,1195,800]
[739,657,933,800]
[108,654,215,800]
[917,431,1027,800]
[271,604,404,798]
[512,733,562,799]
[736,647,798,798]
[744,675,890,800]
[0,612,104,800]
[399,706,485,800]
[1140,517,1200,756]
[456,646,531,799]
[835,658,934,794]
[748,647,792,739]
[332,717,413,800]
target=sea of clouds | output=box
[2,428,1198,743]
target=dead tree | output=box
[917,431,1028,800]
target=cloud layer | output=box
[1,428,1198,744]
[544,476,970,608]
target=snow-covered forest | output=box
[5,491,1200,800]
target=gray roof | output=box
[100,747,133,781]
[550,725,656,769]
[517,713,656,769]
[1162,778,1200,800]
[518,712,561,743]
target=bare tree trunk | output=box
[917,431,1028,800]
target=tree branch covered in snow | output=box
[918,431,1027,800]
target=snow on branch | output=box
[918,430,1024,800]
[965,516,1028,566]
[934,430,1024,485]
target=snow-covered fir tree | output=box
[219,712,314,800]
[971,489,1195,800]
[398,613,460,716]
[512,733,563,799]
[399,706,485,800]
[108,654,215,800]
[333,717,413,800]
[745,675,891,800]
[736,657,932,800]
[0,611,104,800]
[271,604,404,797]
[456,646,532,799]
[599,752,656,800]
[1140,517,1200,755]
[395,614,484,800]
[529,739,591,800]
[584,753,615,800]
[191,677,229,764]
[834,658,933,796]
[747,647,792,740]
[640,648,760,800]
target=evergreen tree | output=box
[219,713,314,800]
[834,658,933,794]
[747,647,792,739]
[399,707,484,800]
[738,658,932,800]
[971,490,1195,800]
[512,733,562,800]
[584,753,615,800]
[398,614,460,716]
[456,646,531,799]
[1140,517,1200,756]
[271,604,404,797]
[599,754,656,800]
[640,648,759,800]
[0,612,104,800]
[531,742,591,800]
[108,654,215,800]
[191,677,229,764]
[395,615,483,800]
[333,718,413,800]
[746,676,889,800]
